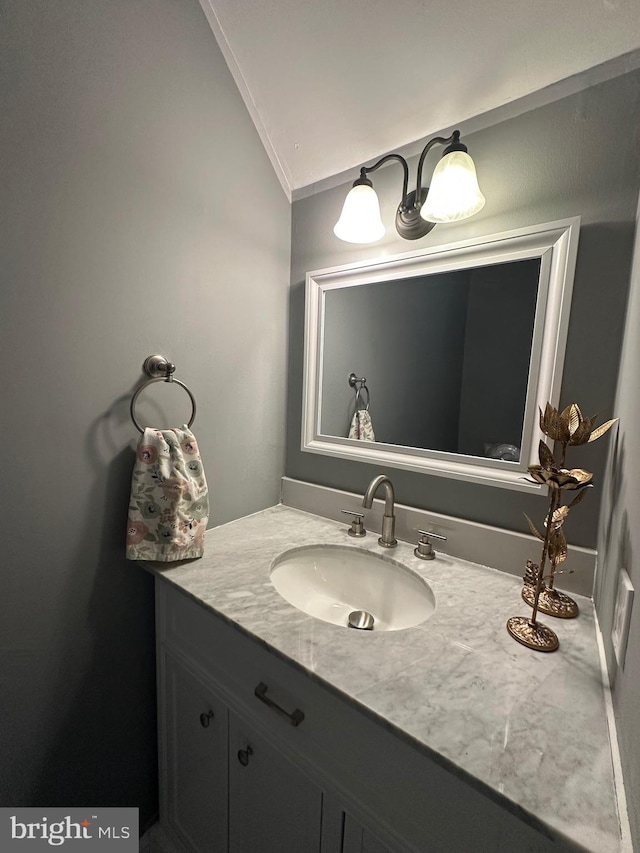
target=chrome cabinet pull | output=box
[254,682,305,727]
[199,710,214,728]
[237,745,253,766]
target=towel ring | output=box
[130,355,197,434]
[355,385,370,411]
[348,372,370,411]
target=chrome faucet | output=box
[362,474,397,548]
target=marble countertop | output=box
[150,504,622,853]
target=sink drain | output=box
[347,610,375,630]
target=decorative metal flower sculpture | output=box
[506,403,617,652]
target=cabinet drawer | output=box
[157,580,568,853]
[157,581,327,751]
[158,580,246,679]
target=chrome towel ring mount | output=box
[130,354,197,434]
[348,372,370,411]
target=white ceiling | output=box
[198,0,640,200]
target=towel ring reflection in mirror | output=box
[130,354,197,434]
[348,372,371,411]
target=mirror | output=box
[302,218,580,491]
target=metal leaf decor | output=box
[538,439,555,470]
[588,419,618,443]
[507,400,618,651]
[538,403,617,455]
[550,505,570,526]
[567,403,581,437]
[523,561,539,587]
[524,513,544,541]
[548,528,567,565]
[540,404,561,441]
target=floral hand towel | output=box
[126,426,209,562]
[348,409,375,442]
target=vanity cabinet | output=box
[343,815,395,853]
[228,712,322,852]
[161,652,228,853]
[156,578,585,853]
[159,649,323,853]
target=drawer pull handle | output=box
[237,745,253,766]
[254,682,305,727]
[199,710,214,728]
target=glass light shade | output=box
[420,150,485,223]
[333,184,385,244]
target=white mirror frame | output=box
[302,218,581,492]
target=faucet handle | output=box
[414,529,447,560]
[341,509,366,538]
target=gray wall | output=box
[596,197,640,848]
[0,0,290,829]
[287,69,640,549]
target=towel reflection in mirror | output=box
[347,374,375,441]
[349,409,375,441]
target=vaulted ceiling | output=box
[198,0,640,199]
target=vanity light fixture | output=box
[333,130,485,244]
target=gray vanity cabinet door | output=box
[361,831,397,853]
[228,711,323,853]
[343,813,407,853]
[342,815,365,853]
[160,652,228,853]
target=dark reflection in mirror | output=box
[320,259,541,459]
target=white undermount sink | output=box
[270,544,435,631]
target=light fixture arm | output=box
[358,153,410,210]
